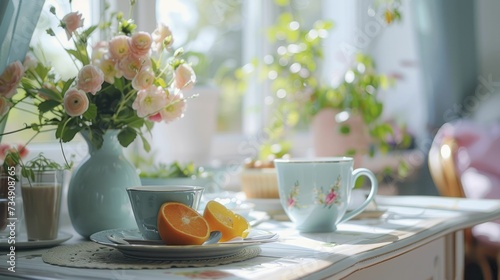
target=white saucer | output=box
[91,228,278,260]
[0,232,73,250]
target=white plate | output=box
[90,228,278,260]
[0,232,73,250]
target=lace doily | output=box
[42,242,261,269]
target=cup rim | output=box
[127,185,204,192]
[274,157,353,163]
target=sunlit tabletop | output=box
[1,195,500,280]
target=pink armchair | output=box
[429,120,500,280]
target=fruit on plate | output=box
[157,202,210,245]
[203,200,250,242]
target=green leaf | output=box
[139,133,151,152]
[127,118,144,128]
[82,25,98,39]
[38,100,60,113]
[83,103,97,120]
[117,127,136,148]
[60,125,80,143]
[345,149,356,156]
[65,49,89,65]
[61,78,76,94]
[339,124,350,135]
[46,28,55,36]
[38,88,62,102]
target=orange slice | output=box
[157,202,210,245]
[203,200,250,242]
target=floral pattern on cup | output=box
[314,175,342,208]
[287,181,300,209]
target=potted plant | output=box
[133,154,217,194]
[238,1,410,173]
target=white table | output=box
[1,195,500,280]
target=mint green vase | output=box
[67,130,140,238]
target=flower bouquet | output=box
[0,1,199,238]
[0,2,196,152]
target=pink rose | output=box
[119,54,149,80]
[0,96,11,116]
[287,197,296,208]
[108,35,130,60]
[62,12,84,40]
[129,32,152,58]
[63,88,89,117]
[132,85,167,117]
[0,61,24,98]
[325,191,337,205]
[173,64,196,90]
[132,68,154,90]
[151,23,174,52]
[159,90,186,123]
[77,65,104,95]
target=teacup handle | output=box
[339,168,378,224]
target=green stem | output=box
[111,88,136,123]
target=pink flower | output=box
[108,35,130,60]
[118,55,147,80]
[325,190,337,205]
[287,197,296,208]
[148,112,162,122]
[132,68,154,90]
[0,96,11,116]
[91,41,109,63]
[158,90,186,123]
[0,144,29,159]
[132,85,167,117]
[129,32,152,58]
[151,23,174,52]
[99,57,122,84]
[173,64,196,90]
[77,65,104,95]
[63,88,89,117]
[62,12,84,40]
[17,144,29,158]
[0,61,24,98]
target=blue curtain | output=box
[0,0,45,73]
[0,0,45,143]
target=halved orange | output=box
[157,202,210,245]
[203,200,250,242]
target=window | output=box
[3,0,425,170]
[2,0,93,146]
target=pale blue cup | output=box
[126,185,204,240]
[274,157,378,232]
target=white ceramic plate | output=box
[0,232,73,250]
[90,228,278,260]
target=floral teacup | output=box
[274,157,378,232]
